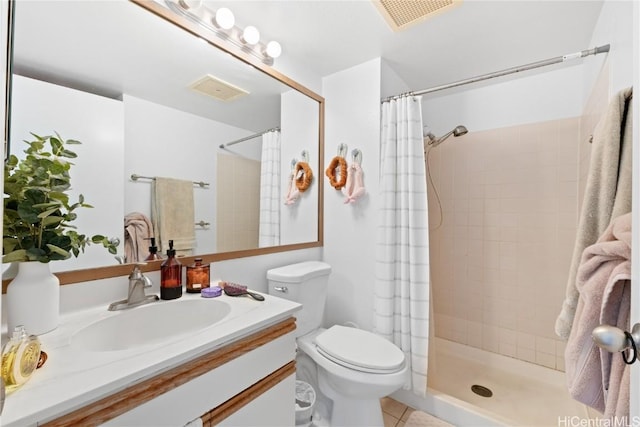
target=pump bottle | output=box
[145,237,162,261]
[160,240,182,300]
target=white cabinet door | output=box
[218,374,295,427]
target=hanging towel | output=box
[556,87,633,340]
[151,177,196,256]
[124,212,153,263]
[565,212,631,418]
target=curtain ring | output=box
[622,331,637,365]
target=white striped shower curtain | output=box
[258,130,281,247]
[374,95,430,396]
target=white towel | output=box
[565,212,631,418]
[124,211,153,263]
[151,177,196,256]
[556,87,633,340]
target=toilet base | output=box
[330,396,384,427]
[318,369,384,427]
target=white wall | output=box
[280,89,320,245]
[124,95,254,255]
[583,0,635,99]
[322,58,382,331]
[10,75,125,272]
[422,64,586,136]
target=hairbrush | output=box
[221,281,265,301]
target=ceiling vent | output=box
[188,74,249,102]
[374,0,460,31]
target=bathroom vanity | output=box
[2,293,301,426]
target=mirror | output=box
[4,0,323,281]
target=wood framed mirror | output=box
[2,0,324,289]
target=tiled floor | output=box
[381,396,415,427]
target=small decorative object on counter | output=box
[160,240,182,300]
[201,286,222,298]
[1,325,42,394]
[144,237,163,261]
[186,258,210,293]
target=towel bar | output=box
[130,174,209,188]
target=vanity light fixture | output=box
[177,0,202,10]
[167,0,282,65]
[264,41,282,59]
[212,7,234,30]
[241,26,260,46]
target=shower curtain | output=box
[258,130,281,247]
[374,95,430,396]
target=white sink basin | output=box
[71,298,231,352]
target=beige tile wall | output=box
[216,153,261,252]
[427,117,582,371]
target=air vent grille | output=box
[189,74,249,102]
[375,0,459,31]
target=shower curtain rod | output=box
[382,44,610,102]
[219,127,280,149]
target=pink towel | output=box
[565,212,631,419]
[124,212,154,263]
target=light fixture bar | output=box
[165,0,281,65]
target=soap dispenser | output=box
[1,325,41,394]
[160,240,182,300]
[145,237,163,261]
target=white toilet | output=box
[267,261,408,427]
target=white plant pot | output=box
[7,262,60,335]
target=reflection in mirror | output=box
[5,0,323,279]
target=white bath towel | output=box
[124,212,153,263]
[151,177,196,256]
[556,87,633,340]
[565,212,631,418]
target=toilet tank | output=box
[267,261,332,337]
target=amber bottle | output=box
[186,258,210,293]
[160,240,182,300]
[144,237,163,261]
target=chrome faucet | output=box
[108,263,159,311]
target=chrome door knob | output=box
[592,323,640,361]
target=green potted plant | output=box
[3,132,117,335]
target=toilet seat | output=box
[314,325,405,374]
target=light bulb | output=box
[177,0,202,10]
[242,26,260,45]
[265,41,282,59]
[213,8,235,30]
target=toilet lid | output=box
[314,325,405,373]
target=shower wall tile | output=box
[429,117,580,372]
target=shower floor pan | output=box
[427,338,590,426]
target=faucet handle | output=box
[141,275,153,288]
[129,263,146,279]
[131,263,153,288]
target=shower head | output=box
[426,125,469,148]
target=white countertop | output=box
[2,291,301,427]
